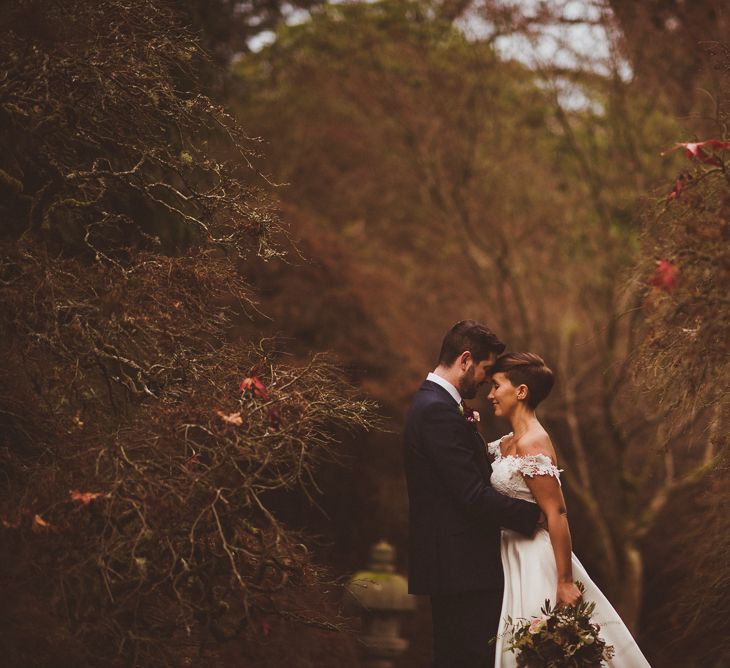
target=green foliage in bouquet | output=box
[502,583,615,668]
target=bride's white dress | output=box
[488,435,651,667]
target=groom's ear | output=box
[458,350,472,369]
[516,383,529,401]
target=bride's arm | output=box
[520,442,581,607]
[525,474,581,607]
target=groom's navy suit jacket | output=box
[404,380,540,595]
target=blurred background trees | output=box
[228,1,728,665]
[608,0,729,116]
[175,0,325,65]
[1,0,727,666]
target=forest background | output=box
[0,1,728,667]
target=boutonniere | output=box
[459,403,480,423]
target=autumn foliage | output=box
[1,1,729,666]
[627,43,730,665]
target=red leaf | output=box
[261,622,271,637]
[667,173,692,202]
[267,407,281,432]
[240,376,270,401]
[702,139,730,151]
[674,140,730,167]
[185,453,202,469]
[651,259,678,293]
[70,490,106,505]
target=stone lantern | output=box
[344,540,417,668]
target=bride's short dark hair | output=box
[491,352,554,409]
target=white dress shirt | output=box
[426,372,462,406]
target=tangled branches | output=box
[0,1,377,666]
[0,0,280,259]
[1,249,374,663]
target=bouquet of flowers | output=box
[502,583,615,667]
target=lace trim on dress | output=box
[486,432,514,458]
[487,434,562,479]
[487,438,502,458]
[514,453,562,479]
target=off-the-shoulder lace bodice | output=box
[488,434,562,503]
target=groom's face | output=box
[459,352,497,400]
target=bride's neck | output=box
[509,407,539,441]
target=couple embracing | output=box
[403,321,651,667]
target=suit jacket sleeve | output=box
[421,401,540,536]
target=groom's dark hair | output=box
[438,320,505,366]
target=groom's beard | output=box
[460,366,479,400]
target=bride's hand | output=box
[556,581,582,608]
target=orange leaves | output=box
[70,490,107,505]
[3,490,108,533]
[215,376,283,434]
[240,376,270,401]
[239,375,281,431]
[1,512,52,532]
[214,375,271,429]
[216,410,244,426]
[32,514,52,532]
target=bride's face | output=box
[488,372,520,417]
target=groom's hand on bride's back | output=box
[535,510,548,533]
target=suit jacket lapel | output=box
[423,380,493,478]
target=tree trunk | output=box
[615,543,643,633]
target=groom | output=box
[403,320,541,667]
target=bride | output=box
[486,352,651,667]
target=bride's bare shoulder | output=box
[515,430,556,463]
